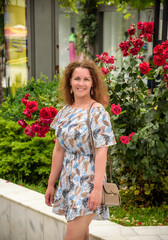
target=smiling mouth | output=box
[77,88,85,91]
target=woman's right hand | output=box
[45,185,55,207]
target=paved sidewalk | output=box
[0,178,168,240]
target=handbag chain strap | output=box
[88,102,113,183]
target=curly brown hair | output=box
[59,59,109,105]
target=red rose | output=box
[25,127,35,137]
[106,56,115,64]
[49,107,58,118]
[161,40,168,49]
[163,65,168,72]
[137,222,142,226]
[51,139,56,144]
[101,67,109,75]
[122,50,129,57]
[139,61,151,75]
[21,98,28,106]
[119,41,129,51]
[153,54,165,66]
[129,132,135,141]
[129,47,140,56]
[18,119,28,128]
[39,117,53,125]
[30,122,41,133]
[111,104,122,115]
[120,136,130,144]
[146,33,153,42]
[137,22,144,30]
[128,26,136,36]
[163,74,168,82]
[39,125,49,135]
[23,109,32,119]
[144,22,154,34]
[153,45,163,54]
[163,47,168,59]
[39,107,51,119]
[24,93,30,100]
[37,133,46,138]
[26,101,38,113]
[109,65,116,71]
[132,38,144,48]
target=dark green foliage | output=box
[0,117,56,186]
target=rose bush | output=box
[18,93,58,138]
[96,22,168,206]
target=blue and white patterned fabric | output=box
[50,105,116,221]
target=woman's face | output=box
[70,67,93,100]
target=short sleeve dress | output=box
[50,105,116,221]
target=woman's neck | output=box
[72,97,95,108]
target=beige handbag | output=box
[88,102,121,207]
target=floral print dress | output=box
[50,105,116,221]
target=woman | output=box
[45,60,116,240]
[69,27,77,62]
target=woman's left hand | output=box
[88,188,102,211]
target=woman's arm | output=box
[88,147,108,211]
[45,139,64,206]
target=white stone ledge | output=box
[0,178,168,240]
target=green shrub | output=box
[0,118,56,186]
[104,55,168,206]
[0,74,62,121]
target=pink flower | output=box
[23,109,32,119]
[153,54,165,66]
[21,98,28,106]
[101,67,109,75]
[120,136,130,144]
[26,101,38,113]
[129,132,135,141]
[139,61,151,75]
[163,47,168,59]
[24,93,30,100]
[137,222,142,226]
[18,119,28,128]
[111,104,122,115]
[25,126,35,137]
[163,65,168,72]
